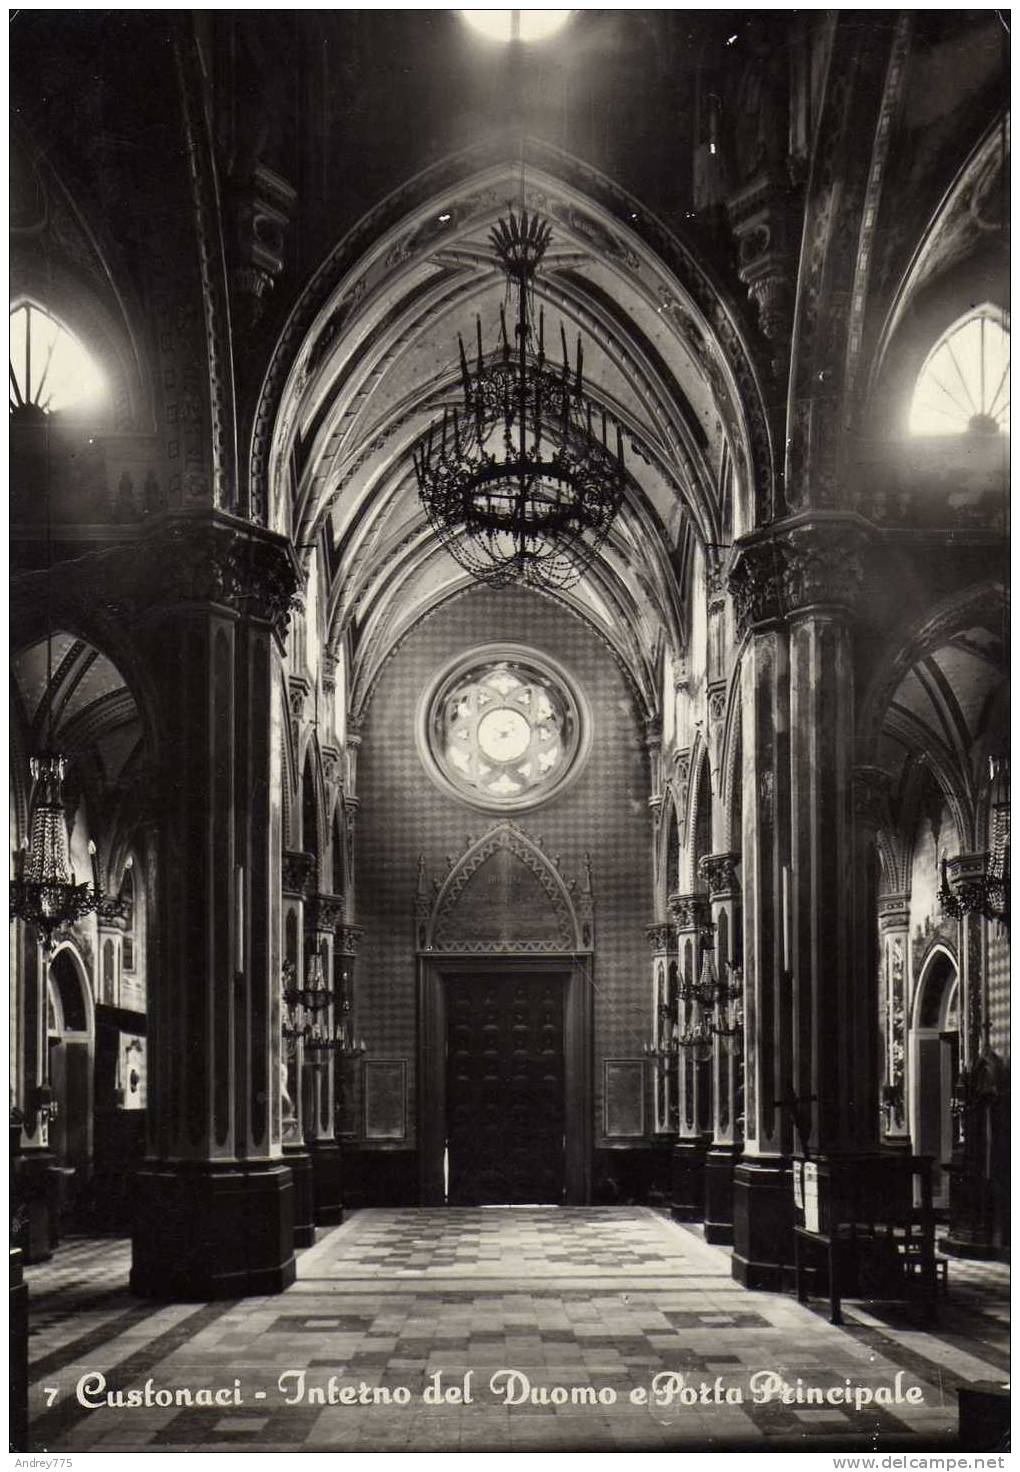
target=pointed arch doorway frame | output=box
[415,824,594,1207]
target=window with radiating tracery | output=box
[420,646,587,811]
[909,308,1009,437]
[9,302,105,414]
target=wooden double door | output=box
[445,972,566,1205]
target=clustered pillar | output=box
[727,515,878,1287]
[130,516,299,1300]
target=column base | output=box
[307,1139,344,1226]
[130,1160,296,1300]
[10,1248,29,1452]
[284,1143,317,1247]
[731,1155,794,1290]
[942,1236,1010,1264]
[669,1137,709,1222]
[704,1143,740,1245]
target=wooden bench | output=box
[793,1155,939,1325]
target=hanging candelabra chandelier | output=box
[10,416,103,948]
[413,209,627,590]
[11,754,102,948]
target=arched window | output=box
[120,863,136,972]
[9,302,106,415]
[909,307,1009,437]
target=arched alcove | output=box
[909,945,961,1208]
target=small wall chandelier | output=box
[937,757,1010,927]
[413,209,626,590]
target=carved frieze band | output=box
[728,519,870,636]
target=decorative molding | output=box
[877,893,911,932]
[138,516,301,641]
[288,675,311,726]
[646,919,677,953]
[308,892,345,934]
[729,517,870,635]
[228,162,297,318]
[173,31,236,512]
[335,923,364,958]
[698,852,740,898]
[282,849,316,899]
[420,822,592,954]
[668,891,711,933]
[853,764,894,831]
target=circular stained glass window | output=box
[418,644,588,811]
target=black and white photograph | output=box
[9,7,1009,1460]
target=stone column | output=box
[129,515,299,1299]
[729,515,873,1287]
[667,892,712,1221]
[699,852,742,1243]
[281,853,315,1248]
[304,892,345,1224]
[876,893,911,1146]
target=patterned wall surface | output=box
[986,926,1009,1057]
[358,585,652,1152]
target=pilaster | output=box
[876,892,911,1143]
[699,852,742,1243]
[667,892,712,1221]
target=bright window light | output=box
[909,308,1009,437]
[9,302,106,415]
[460,10,572,44]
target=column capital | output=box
[335,923,364,958]
[877,893,911,931]
[282,849,316,899]
[698,852,740,898]
[308,892,345,934]
[729,514,872,636]
[668,892,711,932]
[136,513,301,642]
[646,919,678,952]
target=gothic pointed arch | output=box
[418,821,593,954]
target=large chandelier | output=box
[413,209,626,590]
[11,754,102,948]
[11,407,104,946]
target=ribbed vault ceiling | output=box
[270,164,756,721]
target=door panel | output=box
[446,973,565,1205]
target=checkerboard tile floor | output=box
[24,1208,1008,1452]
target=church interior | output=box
[10,9,1009,1456]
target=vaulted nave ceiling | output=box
[269,161,759,721]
